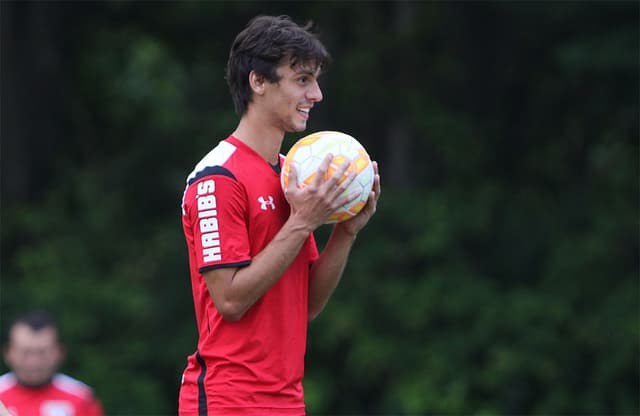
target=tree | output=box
[2,1,637,414]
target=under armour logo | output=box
[258,195,276,210]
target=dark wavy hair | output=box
[226,15,331,115]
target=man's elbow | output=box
[217,301,246,322]
[308,306,323,321]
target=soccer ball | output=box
[281,131,374,223]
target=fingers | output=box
[285,162,299,199]
[367,161,381,213]
[292,154,375,226]
[371,161,381,198]
[312,154,357,195]
[329,160,356,195]
[354,161,380,217]
[312,153,334,187]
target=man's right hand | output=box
[284,153,359,231]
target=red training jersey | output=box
[178,136,318,416]
[0,373,103,416]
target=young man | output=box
[178,15,380,416]
[0,311,103,416]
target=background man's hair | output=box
[3,310,59,345]
[11,310,58,332]
[226,15,331,115]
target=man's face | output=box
[4,324,63,387]
[261,61,324,133]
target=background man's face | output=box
[4,324,64,386]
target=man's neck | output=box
[232,115,284,165]
[16,376,53,389]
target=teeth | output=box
[298,108,310,113]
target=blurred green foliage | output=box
[1,1,638,415]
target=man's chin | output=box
[285,122,308,133]
[17,376,53,388]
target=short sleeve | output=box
[183,173,251,272]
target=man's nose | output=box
[307,81,323,102]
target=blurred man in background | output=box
[0,311,103,416]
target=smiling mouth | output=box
[297,107,310,119]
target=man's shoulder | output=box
[0,373,17,394]
[186,139,240,186]
[51,373,96,400]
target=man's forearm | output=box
[307,226,357,320]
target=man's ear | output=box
[249,70,266,95]
[55,343,66,367]
[2,345,9,366]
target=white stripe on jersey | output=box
[0,373,17,393]
[182,140,238,215]
[52,373,93,398]
[0,372,92,398]
[186,140,237,184]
